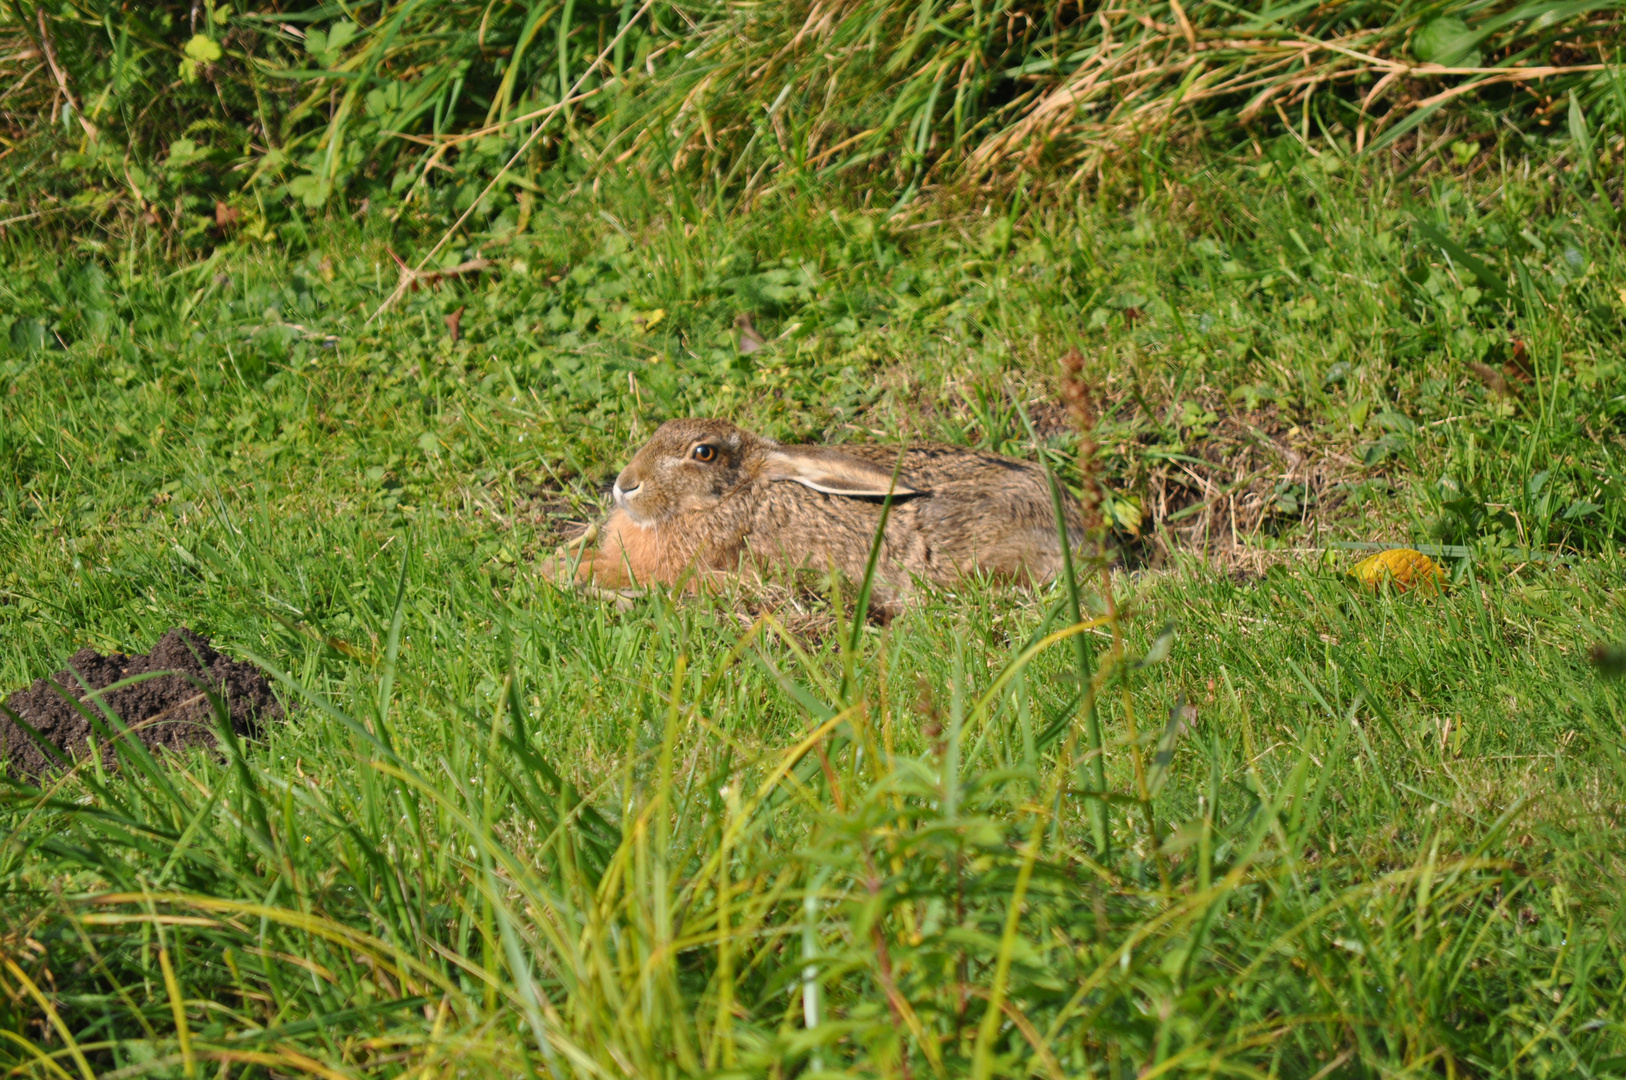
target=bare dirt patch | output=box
[888,378,1372,572]
[1,627,283,781]
[1132,402,1367,560]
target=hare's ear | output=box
[764,450,921,498]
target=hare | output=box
[551,417,1086,593]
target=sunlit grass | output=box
[3,76,1626,1078]
[3,531,1623,1076]
[6,1,1623,224]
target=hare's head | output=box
[613,418,923,525]
[613,418,758,525]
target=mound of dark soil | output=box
[0,627,283,781]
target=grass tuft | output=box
[4,1,1625,234]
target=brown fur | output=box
[548,417,1085,595]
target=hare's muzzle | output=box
[612,480,641,512]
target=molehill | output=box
[1,627,283,780]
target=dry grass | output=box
[2,1,1622,233]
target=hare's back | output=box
[831,443,1043,490]
[830,442,1080,582]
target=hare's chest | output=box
[599,508,747,585]
[598,511,683,584]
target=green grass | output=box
[8,0,1625,232]
[4,116,1626,1078]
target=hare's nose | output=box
[613,479,642,505]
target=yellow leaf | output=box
[184,34,222,63]
[1349,548,1444,594]
[633,309,666,336]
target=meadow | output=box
[3,1,1626,1076]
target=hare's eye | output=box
[692,444,717,463]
